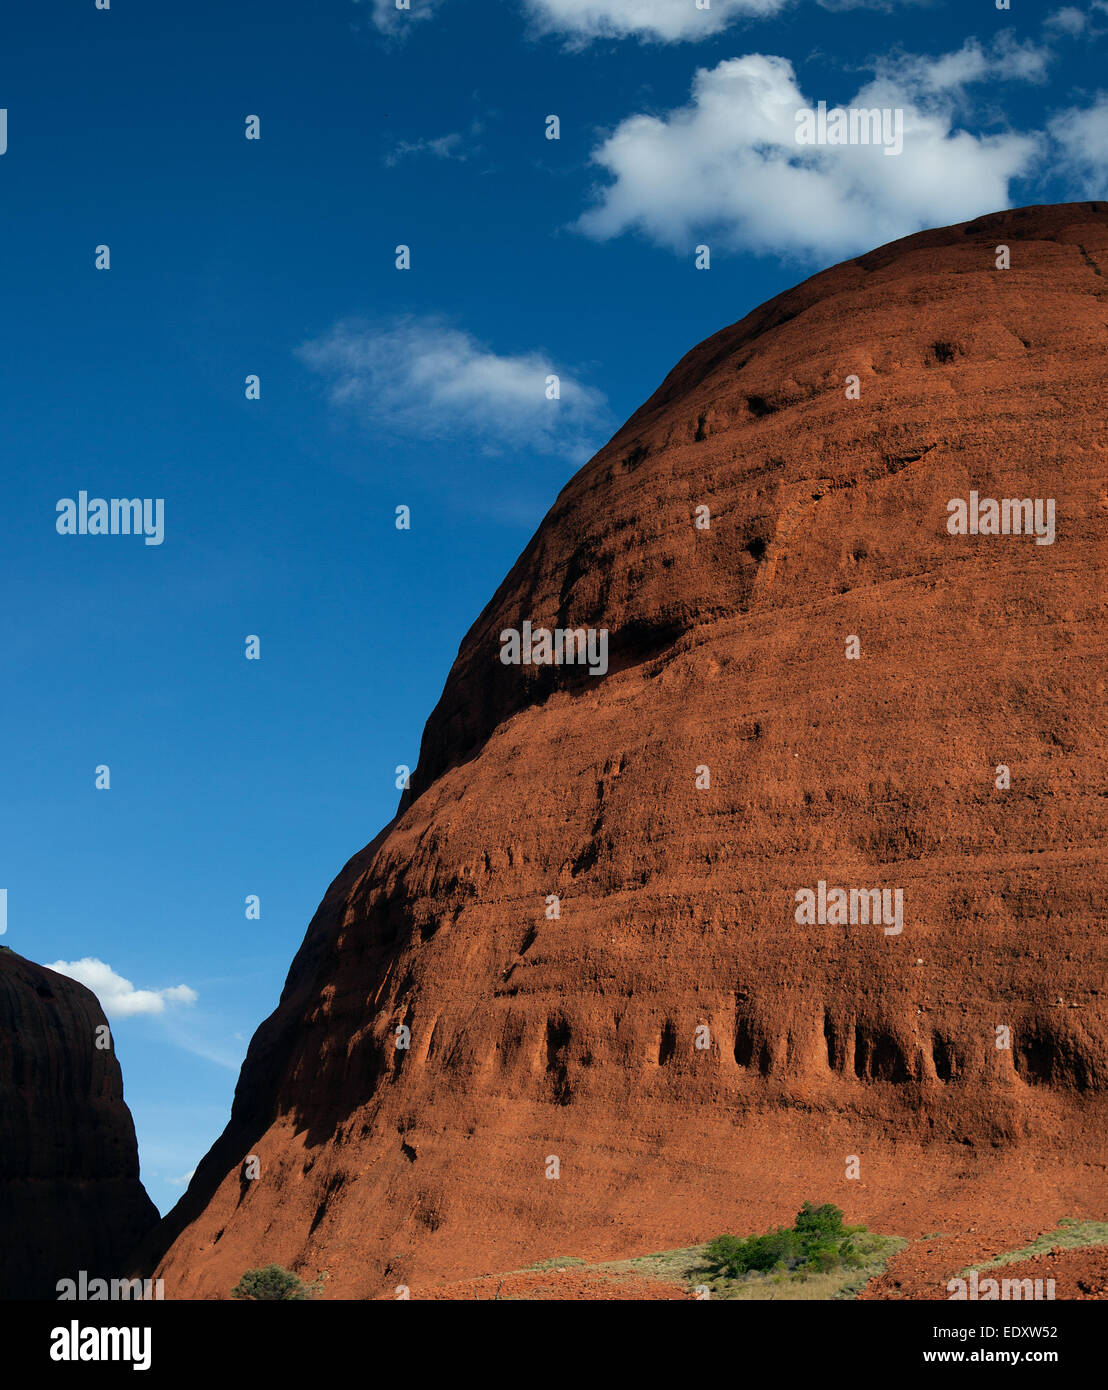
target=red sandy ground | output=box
[405,1223,1108,1300]
[402,1242,1108,1301]
[403,1268,693,1300]
[862,1241,1108,1301]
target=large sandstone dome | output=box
[142,203,1107,1297]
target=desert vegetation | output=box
[231,1265,327,1301]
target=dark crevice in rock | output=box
[933,1036,957,1082]
[546,1015,572,1106]
[854,1024,911,1083]
[734,1015,772,1075]
[1015,1026,1097,1092]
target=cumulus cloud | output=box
[296,317,610,458]
[575,51,1043,261]
[353,0,957,44]
[1049,92,1108,196]
[46,958,198,1020]
[523,0,786,44]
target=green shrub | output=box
[231,1265,327,1301]
[706,1202,865,1280]
[794,1201,846,1236]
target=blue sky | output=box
[1,0,1105,1214]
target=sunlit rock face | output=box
[140,203,1108,1298]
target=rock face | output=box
[0,948,158,1299]
[143,203,1108,1298]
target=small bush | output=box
[794,1201,846,1237]
[706,1202,865,1279]
[231,1265,326,1301]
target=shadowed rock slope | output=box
[0,948,158,1298]
[140,203,1108,1298]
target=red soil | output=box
[402,1268,693,1300]
[862,1241,1108,1301]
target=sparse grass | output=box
[599,1247,709,1285]
[965,1219,1108,1274]
[509,1204,909,1300]
[919,1232,948,1241]
[477,1231,907,1300]
[595,1207,906,1302]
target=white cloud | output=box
[1044,6,1089,35]
[351,0,977,44]
[385,119,484,168]
[815,0,922,7]
[157,1013,244,1070]
[1049,92,1108,196]
[46,958,198,1020]
[386,132,465,166]
[1043,2,1108,40]
[523,0,786,44]
[356,0,446,37]
[576,52,1043,261]
[296,317,610,458]
[878,35,1053,92]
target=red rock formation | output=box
[0,948,158,1299]
[140,203,1108,1298]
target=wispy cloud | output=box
[156,1011,245,1071]
[874,35,1054,93]
[1044,2,1108,37]
[46,957,198,1019]
[354,0,446,38]
[296,317,610,460]
[385,119,484,167]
